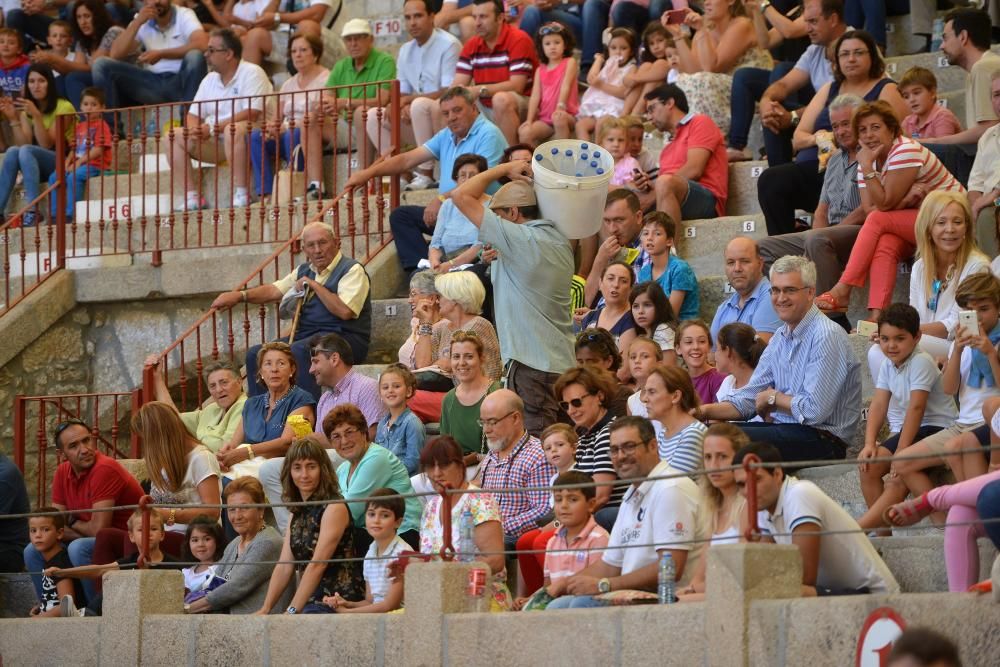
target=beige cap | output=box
[488,181,536,210]
[341,18,372,37]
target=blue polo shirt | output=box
[424,113,508,194]
[710,277,782,346]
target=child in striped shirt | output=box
[515,470,609,610]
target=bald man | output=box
[475,389,555,548]
[709,237,782,345]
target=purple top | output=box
[315,368,386,433]
[691,369,726,406]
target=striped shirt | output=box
[456,22,538,107]
[479,433,555,538]
[543,516,609,582]
[363,535,409,604]
[725,306,862,444]
[574,412,624,508]
[817,149,861,227]
[316,368,386,432]
[857,136,964,194]
[658,420,707,474]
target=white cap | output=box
[341,18,372,37]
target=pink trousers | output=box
[839,208,918,310]
[926,468,1000,591]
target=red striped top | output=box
[857,136,965,194]
[456,23,538,107]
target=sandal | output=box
[884,494,933,527]
[815,292,849,314]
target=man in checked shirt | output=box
[475,389,556,550]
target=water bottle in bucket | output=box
[532,139,614,239]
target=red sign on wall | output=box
[856,607,907,667]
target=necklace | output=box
[268,387,292,410]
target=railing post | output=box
[390,79,401,210]
[130,387,143,458]
[13,395,26,471]
[742,453,761,542]
[138,494,152,569]
[439,483,455,561]
[55,115,66,269]
[141,363,156,407]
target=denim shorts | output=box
[680,179,718,220]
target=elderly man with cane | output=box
[211,221,373,397]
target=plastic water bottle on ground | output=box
[458,506,475,562]
[931,18,943,53]
[658,551,675,604]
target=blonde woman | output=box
[679,423,748,600]
[866,191,990,381]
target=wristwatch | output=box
[286,606,297,615]
[166,509,177,526]
[597,577,611,594]
[273,12,281,26]
[767,391,777,407]
[863,171,878,180]
[789,109,800,127]
[760,1,771,11]
[478,86,489,99]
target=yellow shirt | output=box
[180,394,248,453]
[272,252,369,317]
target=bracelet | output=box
[241,443,255,460]
[417,324,433,336]
[273,12,281,26]
[437,194,447,203]
[240,289,248,303]
[167,508,177,526]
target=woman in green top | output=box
[439,331,500,464]
[0,64,76,226]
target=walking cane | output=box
[288,283,312,345]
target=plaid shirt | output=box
[479,432,555,538]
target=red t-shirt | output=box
[456,22,538,107]
[51,452,144,531]
[74,118,113,170]
[658,114,729,217]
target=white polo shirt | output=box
[602,460,705,587]
[397,28,462,96]
[136,6,204,75]
[876,349,957,433]
[758,477,899,593]
[192,60,273,126]
[232,0,271,23]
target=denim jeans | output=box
[23,537,97,603]
[728,61,808,151]
[581,0,611,69]
[0,145,56,214]
[612,0,673,44]
[520,6,583,57]
[49,164,102,220]
[249,128,304,196]
[92,51,207,109]
[843,0,909,48]
[977,479,1000,550]
[731,422,848,465]
[546,594,609,609]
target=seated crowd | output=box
[6,0,1000,622]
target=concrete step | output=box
[886,13,934,57]
[885,51,966,93]
[675,214,768,277]
[726,161,765,216]
[873,534,997,592]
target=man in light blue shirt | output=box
[710,237,782,345]
[698,256,860,463]
[346,86,507,283]
[451,160,575,435]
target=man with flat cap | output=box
[451,160,575,434]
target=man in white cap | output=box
[313,18,396,171]
[451,160,575,435]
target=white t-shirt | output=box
[910,255,990,337]
[136,6,205,74]
[363,535,409,604]
[952,342,998,426]
[397,28,462,96]
[192,60,274,125]
[758,477,899,593]
[183,564,217,592]
[716,375,762,422]
[233,0,271,22]
[876,349,958,433]
[602,461,705,587]
[627,390,667,443]
[154,445,221,533]
[650,323,675,351]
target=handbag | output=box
[271,143,306,206]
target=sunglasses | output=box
[52,419,87,447]
[539,23,566,37]
[559,392,594,411]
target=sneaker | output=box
[21,211,38,227]
[174,195,207,213]
[403,173,437,191]
[232,190,250,208]
[305,183,323,201]
[60,594,78,617]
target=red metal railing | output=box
[12,390,142,503]
[66,80,401,265]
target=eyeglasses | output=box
[539,23,565,36]
[204,46,230,55]
[837,49,869,59]
[559,393,594,411]
[769,286,810,297]
[476,411,516,429]
[328,427,361,444]
[608,441,644,457]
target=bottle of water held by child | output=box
[458,507,475,562]
[658,551,675,604]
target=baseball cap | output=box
[341,18,372,37]
[488,181,536,210]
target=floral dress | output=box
[420,486,513,611]
[289,503,365,605]
[676,47,773,137]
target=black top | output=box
[0,453,29,571]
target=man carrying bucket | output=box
[450,160,575,435]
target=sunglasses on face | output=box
[559,392,594,411]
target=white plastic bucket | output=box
[532,139,614,239]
